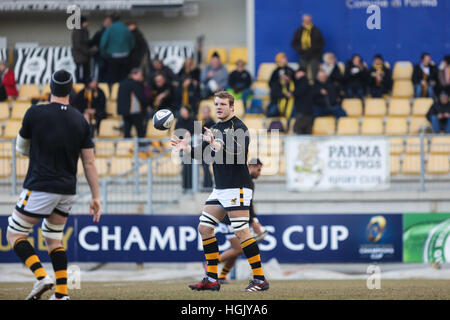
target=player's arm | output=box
[16,106,33,156]
[80,148,101,222]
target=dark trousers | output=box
[123,113,146,138]
[299,57,320,83]
[75,62,90,84]
[182,163,192,190]
[202,163,213,188]
[108,56,130,84]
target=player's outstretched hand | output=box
[90,198,102,222]
[201,127,214,144]
[171,131,191,151]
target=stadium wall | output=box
[254,0,450,72]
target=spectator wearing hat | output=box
[73,77,107,136]
[293,67,314,134]
[200,52,228,99]
[426,92,450,133]
[413,53,438,98]
[72,16,93,84]
[0,60,18,101]
[291,14,325,82]
[438,55,450,96]
[344,54,369,99]
[100,14,135,84]
[227,59,252,108]
[368,54,392,98]
[267,53,295,118]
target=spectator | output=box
[127,21,149,70]
[313,70,347,119]
[426,92,450,133]
[293,67,314,134]
[344,54,368,99]
[151,73,175,113]
[177,57,201,114]
[149,59,176,87]
[117,68,149,139]
[90,15,113,82]
[73,77,107,136]
[175,106,195,192]
[321,52,343,94]
[71,16,92,84]
[200,105,215,190]
[0,60,18,101]
[291,14,325,82]
[100,14,135,84]
[368,54,392,98]
[438,55,450,96]
[413,53,438,98]
[227,59,252,108]
[267,53,295,118]
[200,52,228,98]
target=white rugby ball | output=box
[153,109,174,130]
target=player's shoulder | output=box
[232,116,249,131]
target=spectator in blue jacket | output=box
[100,14,135,84]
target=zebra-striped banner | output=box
[149,41,196,74]
[14,46,76,84]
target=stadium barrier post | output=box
[133,137,140,193]
[419,131,425,191]
[101,179,108,213]
[146,156,153,214]
[11,139,17,195]
[191,133,200,193]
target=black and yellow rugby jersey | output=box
[193,115,253,190]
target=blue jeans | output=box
[414,84,434,98]
[313,105,347,119]
[346,87,364,99]
[430,115,450,133]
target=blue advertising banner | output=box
[0,214,402,263]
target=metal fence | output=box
[1,133,450,214]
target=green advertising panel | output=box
[403,213,450,263]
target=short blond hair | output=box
[214,91,234,106]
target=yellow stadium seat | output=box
[116,141,135,158]
[313,117,335,135]
[95,158,109,177]
[98,119,122,138]
[0,159,12,178]
[146,121,169,139]
[226,64,236,73]
[41,84,51,97]
[385,117,407,135]
[0,102,10,120]
[98,82,110,99]
[390,155,401,175]
[245,117,266,131]
[279,157,285,176]
[106,101,119,118]
[153,158,182,177]
[430,136,450,154]
[110,158,133,177]
[94,141,115,158]
[18,84,40,101]
[412,98,433,117]
[401,155,421,175]
[342,99,363,118]
[405,136,428,154]
[15,157,29,178]
[364,98,387,117]
[388,99,410,117]
[337,117,359,135]
[251,81,270,98]
[409,116,430,134]
[110,83,119,101]
[392,80,414,98]
[426,154,450,175]
[10,102,30,120]
[389,137,404,155]
[3,120,22,139]
[0,141,13,158]
[257,63,277,82]
[234,99,245,119]
[206,48,227,64]
[393,61,413,80]
[361,118,383,135]
[73,83,85,93]
[229,47,248,65]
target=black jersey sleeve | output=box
[19,105,35,139]
[81,119,94,149]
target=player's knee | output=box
[7,211,34,245]
[44,237,63,251]
[198,224,214,237]
[233,228,251,242]
[198,211,219,235]
[41,219,65,242]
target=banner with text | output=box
[0,213,402,263]
[285,136,390,191]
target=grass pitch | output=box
[1,280,450,300]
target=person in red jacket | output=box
[0,61,18,101]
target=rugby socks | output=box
[202,236,219,281]
[49,247,68,298]
[13,238,47,280]
[241,238,265,282]
[219,266,231,280]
